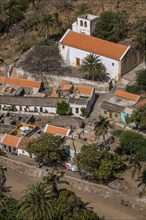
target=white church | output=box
[59,14,138,81]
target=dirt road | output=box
[5,168,146,220]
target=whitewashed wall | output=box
[70,103,86,116]
[59,45,120,80]
[18,149,30,157]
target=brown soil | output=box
[5,168,146,220]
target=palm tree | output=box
[79,54,106,81]
[41,13,55,39]
[0,166,7,190]
[94,116,114,149]
[43,169,68,196]
[18,183,52,220]
[129,154,142,180]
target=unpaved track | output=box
[5,168,146,220]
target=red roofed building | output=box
[59,29,138,80]
[44,124,70,136]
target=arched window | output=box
[84,21,87,27]
[80,20,83,26]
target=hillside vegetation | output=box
[0,0,146,65]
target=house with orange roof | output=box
[101,90,141,123]
[44,124,71,137]
[50,83,95,117]
[0,122,38,157]
[59,28,138,80]
[0,76,44,96]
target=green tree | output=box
[129,153,143,179]
[27,134,68,167]
[79,54,106,81]
[41,13,55,39]
[52,189,100,220]
[0,197,19,220]
[57,100,71,115]
[78,145,125,183]
[136,69,146,92]
[18,183,52,220]
[93,11,128,43]
[0,166,7,190]
[130,104,146,129]
[125,84,141,95]
[43,169,68,195]
[94,116,114,149]
[116,131,146,161]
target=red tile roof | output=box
[44,124,70,136]
[134,99,146,108]
[1,134,20,148]
[115,90,141,102]
[0,76,41,88]
[60,83,73,90]
[60,31,129,61]
[76,85,93,95]
[51,88,59,97]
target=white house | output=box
[72,14,99,36]
[1,134,31,157]
[59,29,138,80]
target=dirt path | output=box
[5,168,146,220]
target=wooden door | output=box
[76,58,80,66]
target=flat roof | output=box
[0,96,67,107]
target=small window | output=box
[112,63,114,66]
[84,21,87,27]
[80,20,83,26]
[22,150,25,154]
[115,113,118,118]
[62,45,65,49]
[76,108,79,113]
[104,110,107,114]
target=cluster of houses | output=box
[0,76,95,117]
[101,90,146,125]
[0,13,143,164]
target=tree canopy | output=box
[79,54,107,81]
[57,100,72,115]
[27,134,68,166]
[126,69,146,94]
[130,104,146,130]
[93,11,128,43]
[116,131,146,161]
[78,144,125,183]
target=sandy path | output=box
[5,168,146,220]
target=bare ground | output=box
[5,168,146,220]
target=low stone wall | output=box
[0,156,145,211]
[14,68,112,93]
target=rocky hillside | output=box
[0,0,146,67]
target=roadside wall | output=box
[0,156,145,211]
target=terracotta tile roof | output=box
[44,124,70,136]
[60,30,129,61]
[0,76,41,88]
[0,76,6,84]
[51,88,59,97]
[1,134,20,148]
[60,83,73,90]
[76,85,93,95]
[134,99,146,108]
[115,90,141,102]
